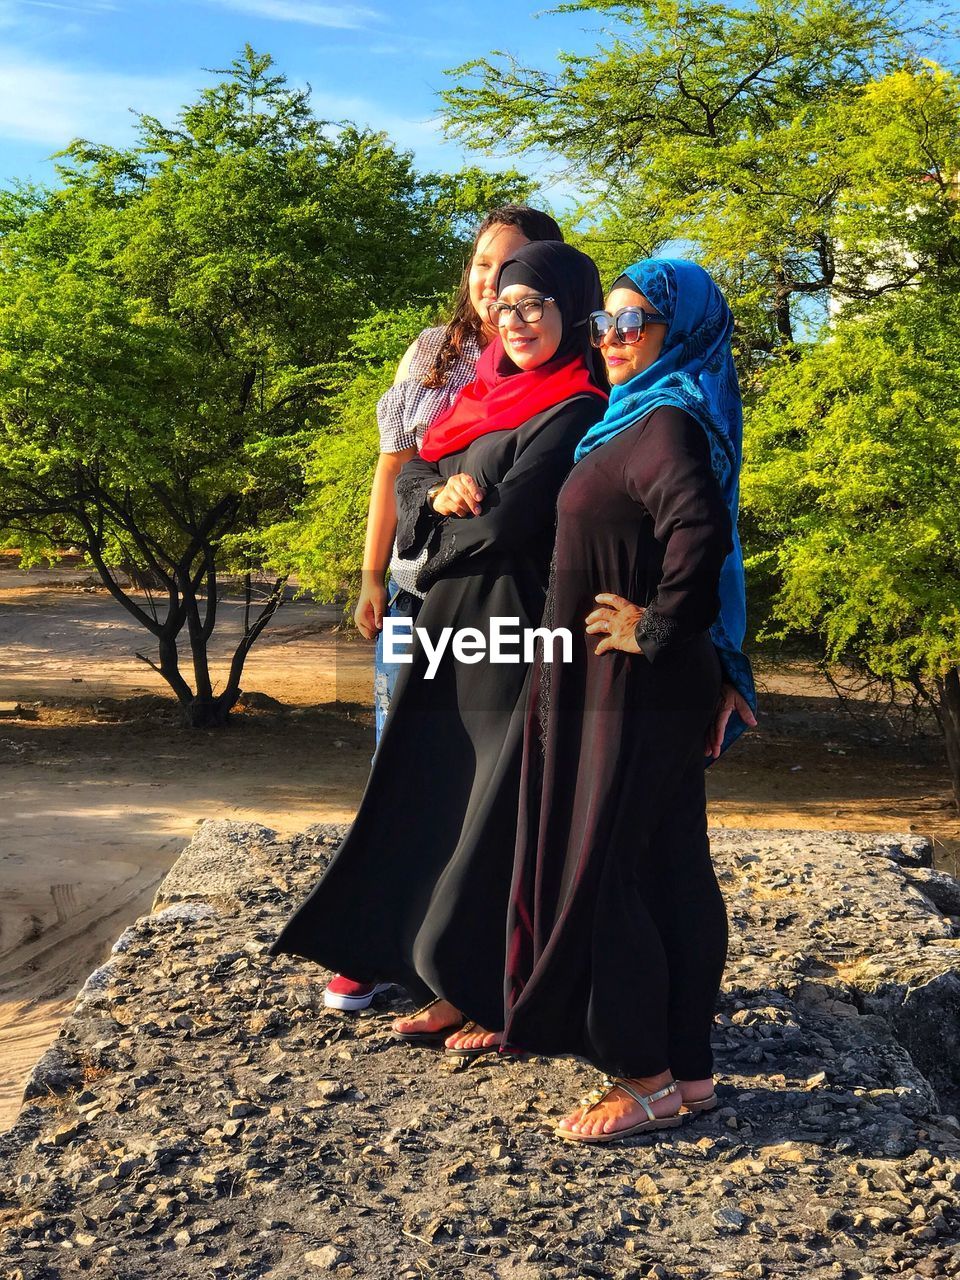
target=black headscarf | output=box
[419,241,607,460]
[496,241,606,384]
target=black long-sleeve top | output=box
[550,405,732,663]
[394,396,605,594]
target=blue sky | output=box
[0,0,598,202]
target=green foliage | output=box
[442,0,960,359]
[262,303,443,600]
[443,1,960,796]
[0,45,531,718]
[742,285,960,685]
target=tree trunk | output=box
[220,574,288,711]
[174,574,287,728]
[185,692,235,729]
[935,667,960,813]
[73,492,258,729]
[157,634,194,707]
[773,265,794,343]
[120,560,168,592]
[182,567,214,705]
[140,589,235,729]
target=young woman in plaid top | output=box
[325,206,563,1014]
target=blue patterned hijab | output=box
[574,257,756,754]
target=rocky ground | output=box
[1,822,959,1280]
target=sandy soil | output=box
[1,559,958,1130]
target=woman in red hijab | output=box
[271,243,606,1050]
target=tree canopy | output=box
[442,0,960,359]
[0,46,528,725]
[441,0,960,802]
[743,285,960,801]
[261,302,442,603]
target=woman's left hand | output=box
[705,682,758,759]
[586,593,644,656]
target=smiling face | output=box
[494,284,564,371]
[468,224,533,329]
[599,285,667,385]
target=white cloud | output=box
[0,52,452,164]
[0,57,195,147]
[0,51,518,190]
[20,1,118,11]
[0,0,115,23]
[363,33,466,61]
[205,0,381,29]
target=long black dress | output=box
[270,394,605,1032]
[503,406,732,1080]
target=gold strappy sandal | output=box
[680,1091,718,1117]
[556,1077,683,1145]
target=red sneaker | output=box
[323,975,392,1012]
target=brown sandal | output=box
[392,998,464,1046]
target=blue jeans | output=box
[373,578,422,744]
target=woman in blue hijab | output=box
[502,258,756,1144]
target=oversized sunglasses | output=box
[588,306,668,347]
[486,294,555,325]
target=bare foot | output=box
[557,1072,681,1139]
[675,1077,716,1106]
[391,999,461,1037]
[444,1022,501,1052]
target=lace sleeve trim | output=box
[395,469,440,559]
[415,525,457,593]
[635,608,683,661]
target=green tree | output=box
[0,47,527,726]
[262,302,441,601]
[442,0,959,361]
[742,286,960,807]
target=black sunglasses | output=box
[588,306,668,347]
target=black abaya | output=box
[503,405,732,1079]
[270,394,605,1031]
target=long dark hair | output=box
[422,205,564,389]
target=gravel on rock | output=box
[0,820,958,1280]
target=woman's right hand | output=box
[432,473,485,518]
[354,582,387,640]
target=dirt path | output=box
[1,562,958,1130]
[0,567,376,1127]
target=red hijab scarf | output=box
[419,242,607,462]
